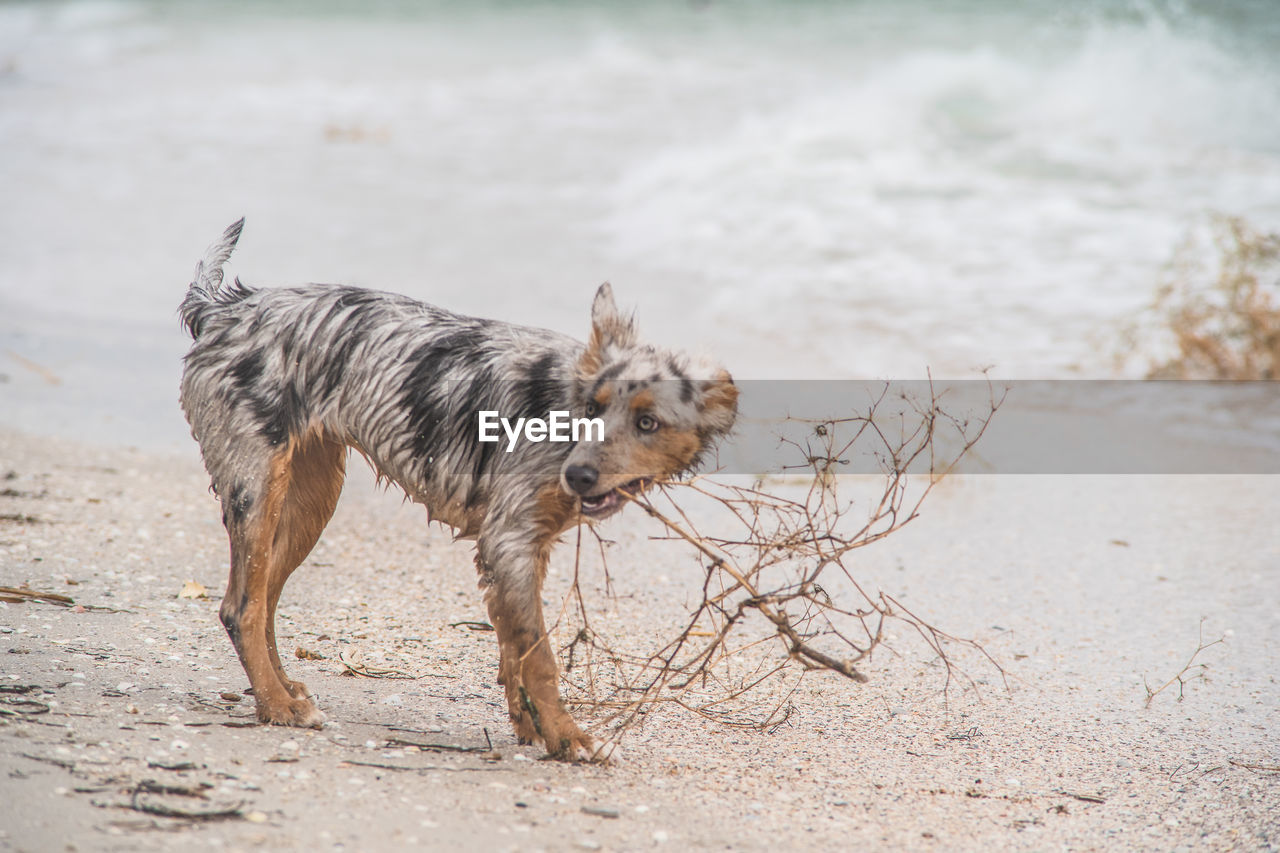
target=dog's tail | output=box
[179,217,251,339]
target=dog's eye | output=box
[585,400,601,418]
[636,414,659,433]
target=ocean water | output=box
[1,0,1278,447]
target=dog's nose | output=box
[564,465,599,496]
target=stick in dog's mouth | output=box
[579,478,649,519]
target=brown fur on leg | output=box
[220,446,330,728]
[262,432,346,701]
[486,586,595,761]
[514,638,594,760]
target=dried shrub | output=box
[549,381,1006,748]
[1142,216,1280,379]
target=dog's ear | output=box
[590,282,636,348]
[696,367,738,438]
[580,283,636,375]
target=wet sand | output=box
[0,427,1277,851]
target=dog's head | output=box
[561,283,737,518]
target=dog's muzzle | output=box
[564,465,646,519]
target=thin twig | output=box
[549,382,1005,746]
[1144,618,1225,707]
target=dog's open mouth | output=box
[579,478,648,519]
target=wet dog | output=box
[178,219,737,760]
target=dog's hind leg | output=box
[264,433,346,701]
[218,443,331,728]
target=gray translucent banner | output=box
[455,379,1278,476]
[721,380,1279,475]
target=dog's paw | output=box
[511,710,540,746]
[539,716,599,764]
[257,697,326,729]
[509,687,602,762]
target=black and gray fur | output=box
[177,218,737,760]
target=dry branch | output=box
[553,378,1007,749]
[1227,759,1280,774]
[1144,618,1224,707]
[0,586,74,606]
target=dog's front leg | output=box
[477,540,595,761]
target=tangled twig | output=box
[551,378,1008,745]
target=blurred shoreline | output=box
[3,0,1280,443]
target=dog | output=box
[178,219,737,760]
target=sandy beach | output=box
[0,426,1276,851]
[2,4,1279,849]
